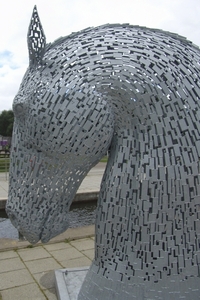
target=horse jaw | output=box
[6,145,93,244]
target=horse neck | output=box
[95,127,138,256]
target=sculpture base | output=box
[54,267,89,300]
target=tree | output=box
[0,110,14,137]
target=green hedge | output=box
[0,157,10,173]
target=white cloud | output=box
[0,0,200,111]
[0,65,27,111]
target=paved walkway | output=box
[0,234,95,300]
[0,162,106,300]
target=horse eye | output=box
[14,103,24,116]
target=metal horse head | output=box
[6,6,114,243]
[7,6,200,299]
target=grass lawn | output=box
[0,157,10,172]
[100,156,108,163]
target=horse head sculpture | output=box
[6,6,200,299]
[6,6,114,244]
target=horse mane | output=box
[45,24,199,54]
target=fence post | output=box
[5,156,8,181]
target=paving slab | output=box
[0,250,18,260]
[1,283,46,300]
[43,241,72,252]
[25,257,62,274]
[70,238,95,251]
[17,246,51,261]
[44,288,58,300]
[81,249,94,260]
[50,247,84,262]
[0,269,34,290]
[0,257,25,273]
[33,270,56,290]
[60,256,92,269]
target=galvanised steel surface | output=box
[6,6,200,299]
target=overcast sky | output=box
[0,0,200,111]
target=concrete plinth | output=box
[55,267,89,300]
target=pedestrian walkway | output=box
[0,234,95,300]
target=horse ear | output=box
[27,5,46,66]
